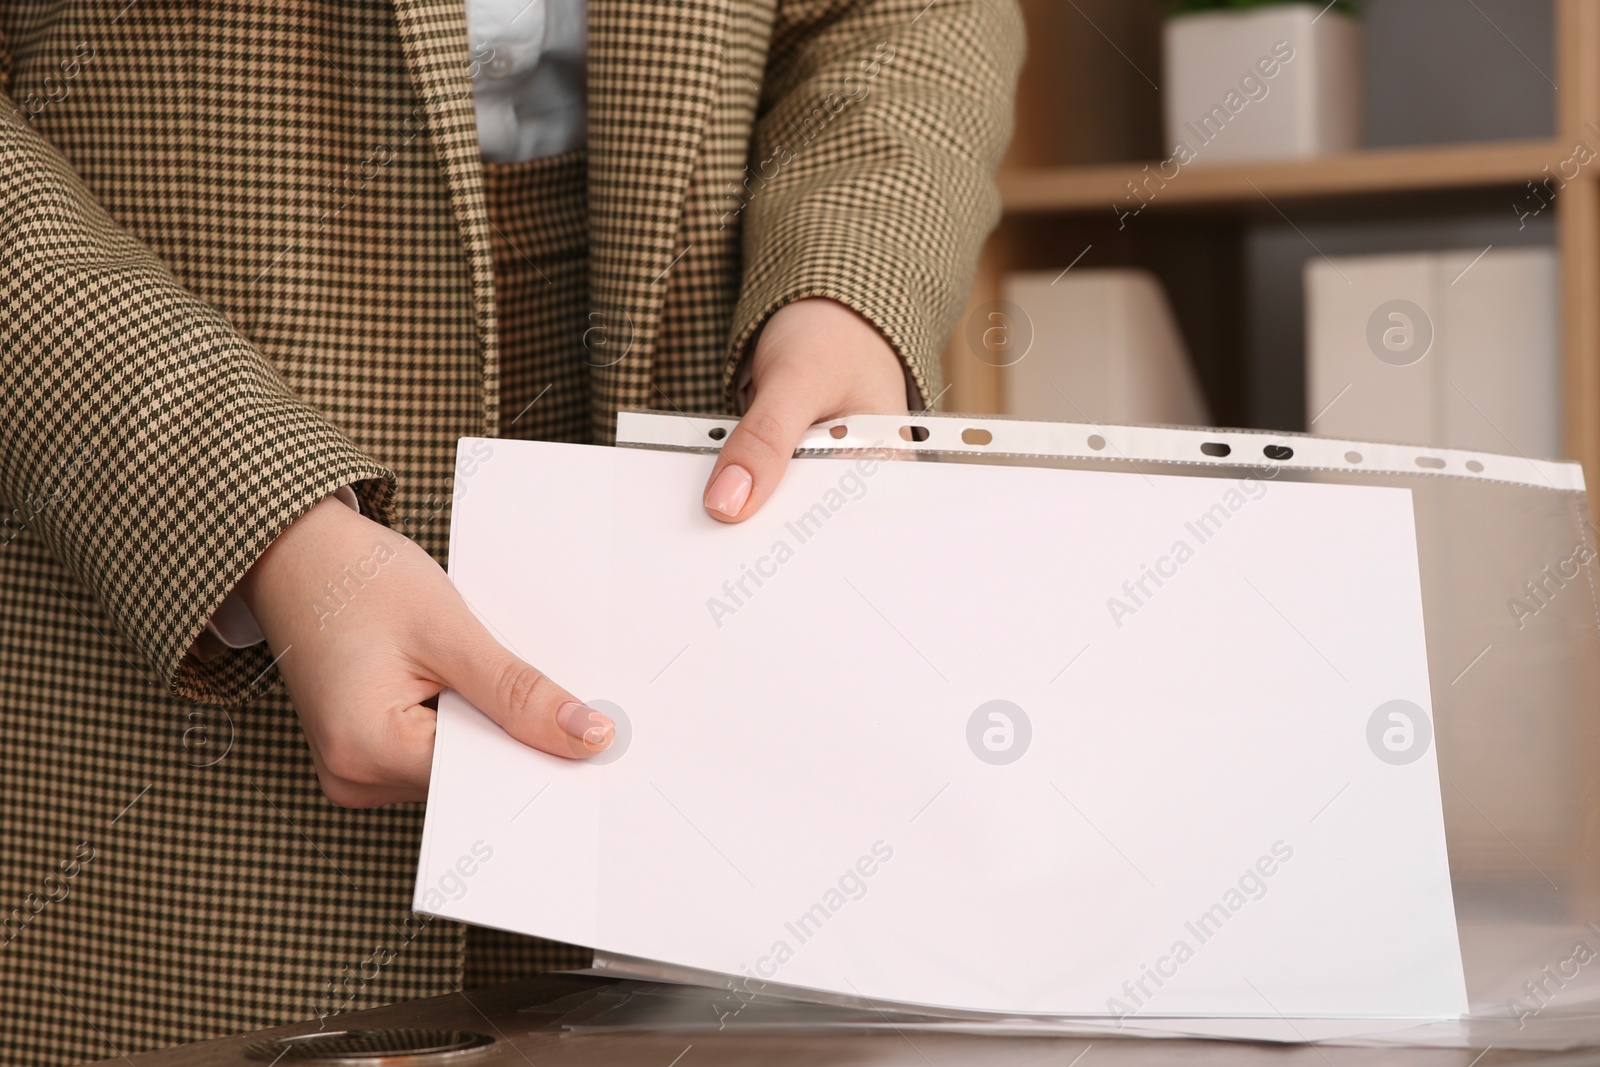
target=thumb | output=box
[703,389,815,523]
[429,617,614,759]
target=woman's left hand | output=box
[701,297,910,522]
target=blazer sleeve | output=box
[0,85,398,707]
[727,0,1026,407]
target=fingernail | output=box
[558,701,614,751]
[705,464,753,517]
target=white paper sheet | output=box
[418,438,1467,1019]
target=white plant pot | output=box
[1163,5,1364,164]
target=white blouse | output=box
[464,0,587,163]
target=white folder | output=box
[1305,247,1559,456]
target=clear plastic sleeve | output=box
[587,411,1600,1049]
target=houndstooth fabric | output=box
[0,1,1023,1062]
[485,150,593,445]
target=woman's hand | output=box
[702,298,910,522]
[236,494,614,807]
[232,298,906,804]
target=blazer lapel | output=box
[389,0,730,442]
[390,0,502,439]
[587,0,729,437]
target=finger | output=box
[702,384,818,523]
[315,768,426,809]
[426,617,614,759]
[302,698,437,807]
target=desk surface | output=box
[91,975,1600,1067]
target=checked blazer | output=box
[0,0,1023,1061]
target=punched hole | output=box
[1415,456,1446,470]
[1345,451,1363,464]
[962,428,993,446]
[1466,459,1485,473]
[1087,434,1106,451]
[899,425,931,443]
[1263,444,1294,461]
[1200,442,1231,458]
[708,426,727,441]
[828,424,848,440]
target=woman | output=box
[0,0,1022,1060]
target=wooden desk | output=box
[91,974,1600,1067]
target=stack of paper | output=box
[418,439,1466,1021]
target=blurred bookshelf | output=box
[943,0,1600,490]
[1000,139,1569,212]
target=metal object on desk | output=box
[244,1028,493,1064]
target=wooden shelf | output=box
[948,0,1600,506]
[1000,138,1574,215]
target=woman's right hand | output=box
[234,494,613,807]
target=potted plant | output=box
[1163,0,1364,164]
